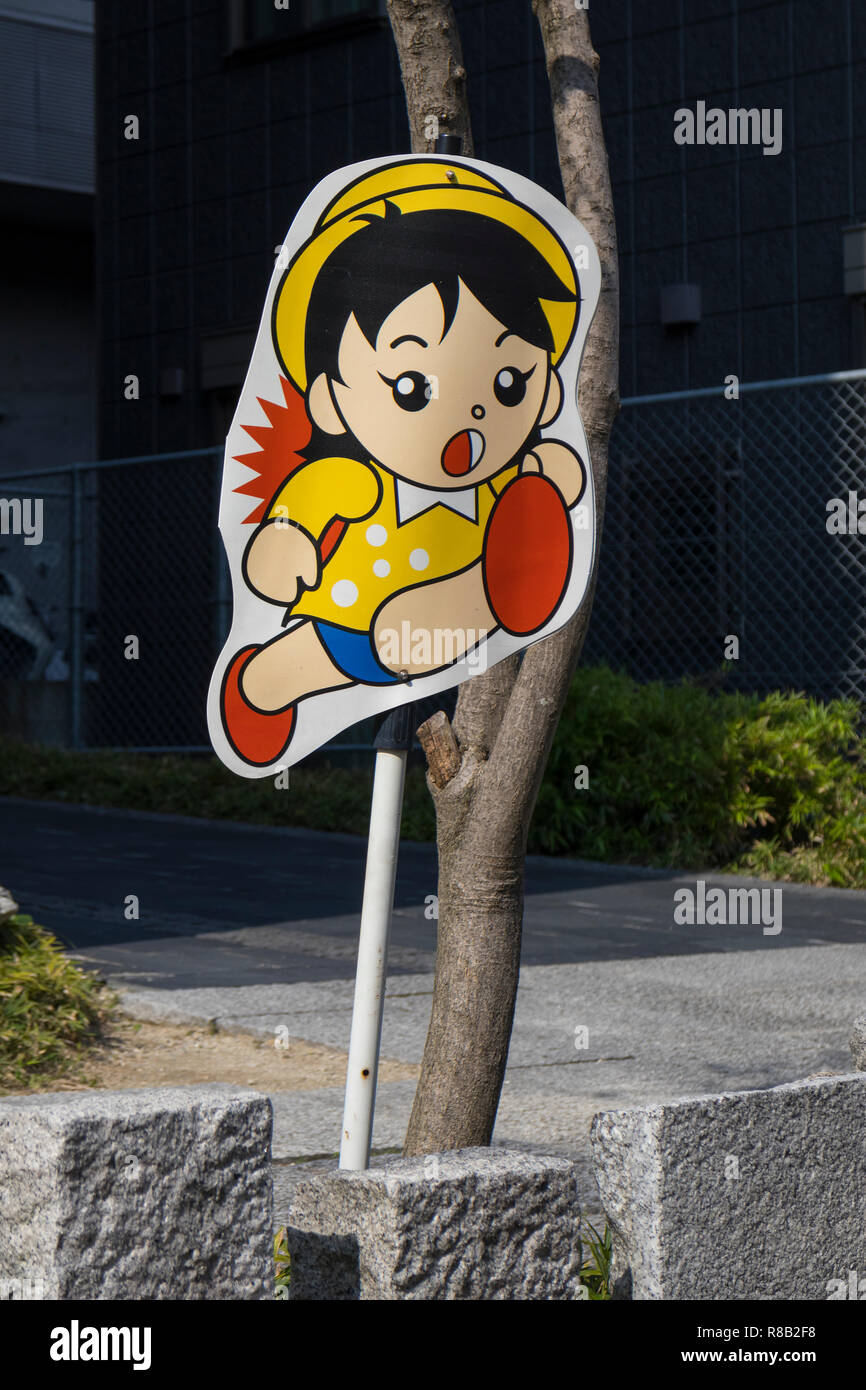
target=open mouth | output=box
[441,429,486,478]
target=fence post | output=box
[714,441,729,642]
[69,466,85,749]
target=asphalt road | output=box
[4,796,866,990]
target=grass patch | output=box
[0,913,115,1089]
[0,738,436,843]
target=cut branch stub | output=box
[416,710,462,787]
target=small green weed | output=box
[578,1220,612,1300]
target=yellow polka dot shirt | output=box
[269,455,517,630]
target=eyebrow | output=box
[494,329,519,347]
[389,333,428,349]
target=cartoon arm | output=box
[521,441,585,507]
[243,456,380,606]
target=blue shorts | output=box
[313,621,399,686]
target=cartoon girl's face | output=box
[310,280,560,489]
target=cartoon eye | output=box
[493,366,534,407]
[381,371,431,412]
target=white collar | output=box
[395,476,478,525]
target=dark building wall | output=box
[0,222,95,477]
[97,0,866,464]
[97,1,408,460]
[96,0,572,461]
[0,2,95,481]
[91,0,866,743]
[603,0,866,396]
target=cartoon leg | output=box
[221,621,351,766]
[373,563,495,676]
[483,472,572,635]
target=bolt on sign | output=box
[208,156,601,773]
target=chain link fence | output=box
[2,369,865,752]
[585,369,866,706]
[0,449,224,751]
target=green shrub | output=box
[535,668,866,886]
[0,913,113,1088]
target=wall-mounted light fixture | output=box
[659,283,702,328]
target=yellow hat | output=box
[273,158,578,392]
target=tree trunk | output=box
[386,0,474,154]
[386,0,620,1155]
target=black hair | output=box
[296,203,578,390]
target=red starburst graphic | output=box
[233,375,345,561]
[233,375,311,525]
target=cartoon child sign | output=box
[208,156,600,774]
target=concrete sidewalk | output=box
[14,795,860,1218]
[117,940,866,1218]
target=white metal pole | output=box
[339,745,407,1170]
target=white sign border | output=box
[207,153,602,777]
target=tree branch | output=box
[417,710,461,787]
[386,0,474,154]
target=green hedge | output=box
[535,668,866,885]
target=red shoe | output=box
[220,645,296,767]
[483,474,573,635]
